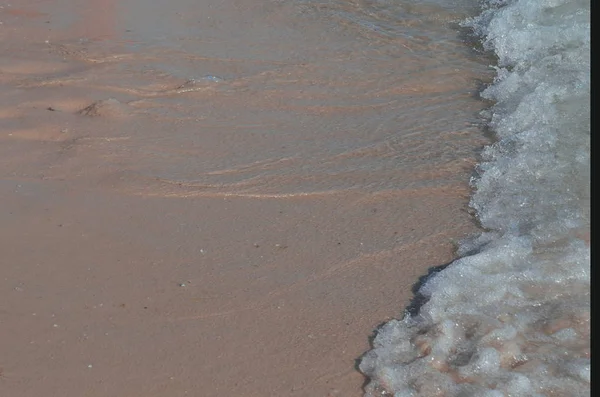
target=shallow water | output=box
[0,1,496,208]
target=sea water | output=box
[359,0,590,396]
[0,0,589,395]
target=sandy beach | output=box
[0,1,491,395]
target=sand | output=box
[0,1,491,395]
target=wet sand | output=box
[0,1,491,396]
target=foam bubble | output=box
[360,0,590,395]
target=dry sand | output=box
[0,1,491,395]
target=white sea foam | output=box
[359,0,590,395]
